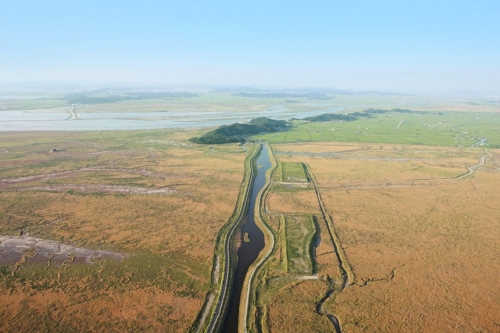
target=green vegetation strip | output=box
[281,162,308,182]
[285,216,316,274]
[190,117,289,144]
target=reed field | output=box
[0,129,249,332]
[2,92,500,332]
[261,141,500,332]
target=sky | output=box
[1,0,499,93]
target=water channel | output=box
[221,144,272,333]
[0,106,344,131]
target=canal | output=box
[221,144,272,333]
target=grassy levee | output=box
[281,162,308,182]
[190,143,260,333]
[239,144,279,333]
[270,149,288,273]
[280,214,288,272]
[304,163,355,287]
[278,154,284,181]
[285,215,316,274]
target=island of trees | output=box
[302,108,423,123]
[189,117,289,144]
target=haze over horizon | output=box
[2,1,499,94]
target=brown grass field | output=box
[3,128,500,332]
[252,151,345,332]
[263,142,500,332]
[267,186,318,215]
[0,129,249,332]
[265,279,332,333]
[322,171,500,332]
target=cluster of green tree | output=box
[303,112,370,122]
[303,108,433,123]
[66,91,198,104]
[189,117,289,144]
[232,92,332,100]
[363,108,416,114]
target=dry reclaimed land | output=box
[0,129,250,332]
[267,142,500,332]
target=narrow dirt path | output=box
[268,275,320,283]
[0,167,169,187]
[454,155,486,180]
[212,255,220,284]
[67,105,78,120]
[10,184,176,195]
[194,293,216,333]
[393,120,404,133]
[306,164,354,287]
[314,152,489,191]
[305,163,354,332]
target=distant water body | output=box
[0,106,344,131]
[0,96,43,99]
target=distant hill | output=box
[189,117,289,144]
[303,112,371,122]
[232,92,332,100]
[363,108,417,114]
[303,108,426,123]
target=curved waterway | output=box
[221,144,271,333]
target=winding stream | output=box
[221,145,272,333]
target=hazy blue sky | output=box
[2,1,499,92]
